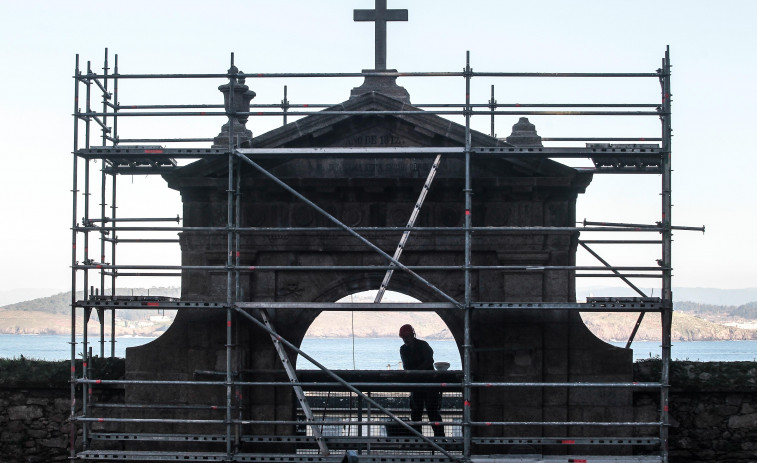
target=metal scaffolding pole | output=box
[225,52,236,461]
[69,53,80,461]
[659,46,673,463]
[463,50,473,462]
[81,60,93,451]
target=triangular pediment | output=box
[164,92,590,189]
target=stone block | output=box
[8,405,43,421]
[1,431,24,443]
[728,413,757,429]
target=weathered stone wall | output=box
[635,360,757,463]
[1,360,755,462]
[0,386,70,462]
[0,358,125,463]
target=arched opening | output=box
[299,290,461,370]
[294,290,464,439]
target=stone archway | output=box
[299,289,461,371]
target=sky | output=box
[0,0,754,295]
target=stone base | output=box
[350,69,410,103]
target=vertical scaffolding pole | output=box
[659,46,673,463]
[98,51,109,361]
[225,52,236,460]
[282,85,289,126]
[110,54,119,358]
[81,60,93,450]
[462,51,473,462]
[488,85,496,138]
[234,149,243,451]
[99,53,107,358]
[69,53,80,460]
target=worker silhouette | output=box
[399,324,445,437]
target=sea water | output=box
[1,334,756,365]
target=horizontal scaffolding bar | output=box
[88,433,661,447]
[75,450,665,463]
[469,421,662,427]
[117,138,215,143]
[580,240,662,244]
[85,216,180,223]
[75,264,666,272]
[75,298,664,311]
[82,378,659,389]
[103,238,180,243]
[81,70,662,80]
[119,102,660,110]
[102,272,182,277]
[76,225,664,233]
[81,109,662,118]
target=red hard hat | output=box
[399,324,415,338]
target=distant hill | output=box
[2,287,180,316]
[2,287,757,341]
[580,311,757,342]
[0,288,65,307]
[577,286,757,306]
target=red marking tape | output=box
[569,460,587,463]
[71,366,76,373]
[249,266,256,270]
[434,422,441,426]
[485,422,491,426]
[147,302,160,307]
[144,149,164,154]
[562,440,575,444]
[98,418,104,423]
[515,103,521,107]
[441,382,447,387]
[236,251,240,257]
[200,112,206,115]
[227,321,232,327]
[258,112,264,115]
[465,210,471,216]
[464,400,471,407]
[211,406,218,410]
[303,104,309,108]
[83,362,87,368]
[486,383,492,388]
[664,405,669,412]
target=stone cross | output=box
[354,0,408,70]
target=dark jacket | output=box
[400,339,435,370]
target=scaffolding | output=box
[68,46,701,463]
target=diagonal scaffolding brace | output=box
[234,150,463,309]
[579,241,649,348]
[375,154,442,303]
[258,309,330,456]
[234,306,460,461]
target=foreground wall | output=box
[635,360,757,462]
[1,360,755,462]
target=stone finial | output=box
[505,117,543,147]
[349,70,410,103]
[212,66,257,148]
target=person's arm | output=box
[400,344,409,370]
